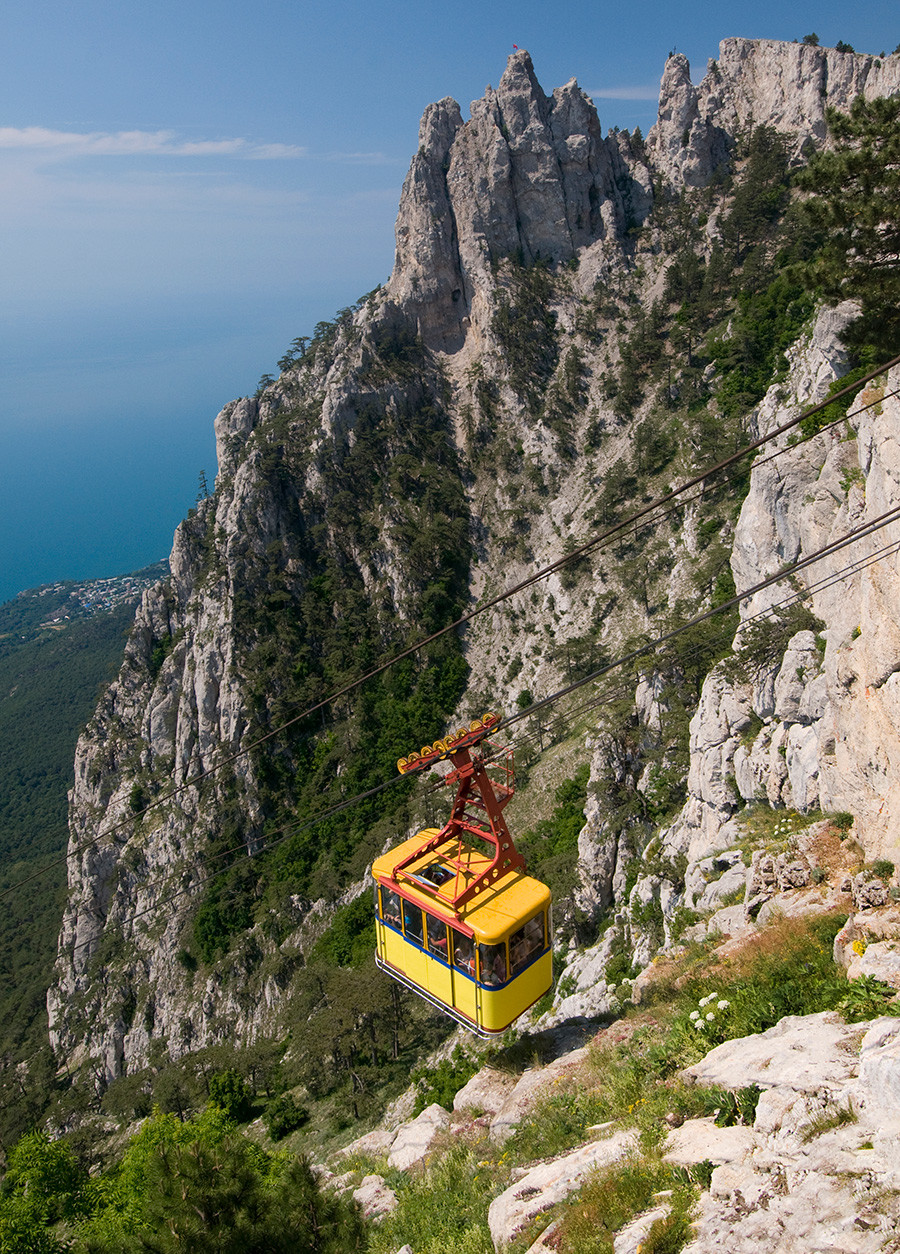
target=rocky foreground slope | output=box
[44,34,900,1134]
[326,882,900,1252]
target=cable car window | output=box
[478,942,507,987]
[380,887,402,929]
[426,914,449,959]
[403,901,424,945]
[452,929,475,975]
[510,912,545,975]
[420,863,454,887]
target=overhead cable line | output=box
[5,355,900,902]
[498,501,900,736]
[61,500,900,958]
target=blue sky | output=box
[1,0,898,604]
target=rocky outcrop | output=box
[388,49,652,349]
[681,1014,900,1253]
[656,308,900,874]
[650,40,900,187]
[348,1008,900,1251]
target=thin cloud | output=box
[324,150,402,165]
[0,126,308,159]
[587,85,660,100]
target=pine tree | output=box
[797,95,900,352]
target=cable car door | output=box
[449,927,477,1024]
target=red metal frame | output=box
[390,717,525,911]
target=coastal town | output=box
[32,564,167,625]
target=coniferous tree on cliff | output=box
[797,95,900,354]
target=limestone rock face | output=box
[649,40,900,187]
[388,49,652,349]
[656,311,900,879]
[549,298,900,1034]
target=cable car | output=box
[372,714,552,1036]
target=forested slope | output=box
[0,571,163,1060]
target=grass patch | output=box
[551,1154,696,1254]
[368,1137,504,1254]
[799,1099,857,1143]
[508,913,848,1162]
[734,806,816,858]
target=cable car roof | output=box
[373,829,550,940]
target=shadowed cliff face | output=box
[47,38,900,1086]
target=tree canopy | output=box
[797,94,900,353]
[0,1110,367,1254]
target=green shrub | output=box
[713,1085,761,1127]
[208,1070,253,1122]
[263,1093,309,1141]
[517,765,590,899]
[838,975,897,1022]
[411,1045,481,1116]
[491,260,560,412]
[796,366,871,440]
[310,895,376,968]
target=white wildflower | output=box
[706,1011,715,1021]
[690,1010,700,1020]
[718,999,730,1010]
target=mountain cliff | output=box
[46,37,900,1106]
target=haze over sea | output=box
[2,0,897,607]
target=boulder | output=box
[694,862,747,913]
[487,1130,634,1249]
[846,939,900,989]
[453,1066,517,1117]
[853,875,891,911]
[683,1012,864,1093]
[387,1103,450,1171]
[834,908,900,968]
[351,1174,397,1221]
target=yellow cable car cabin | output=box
[372,714,552,1036]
